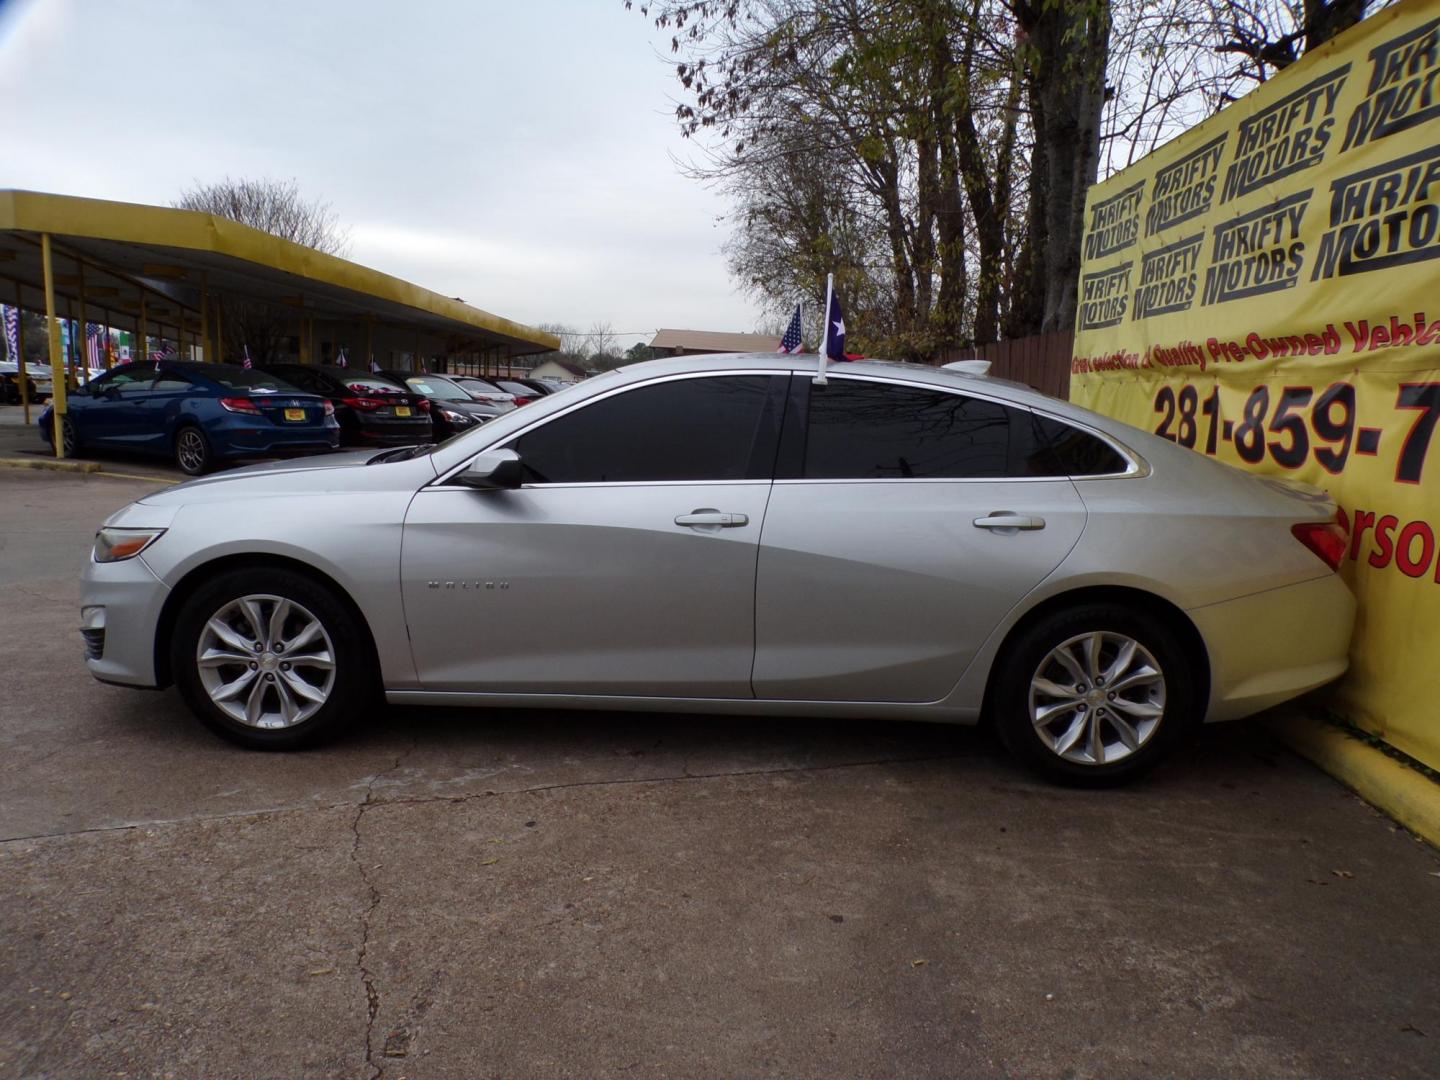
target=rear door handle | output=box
[973,512,1046,531]
[675,510,750,528]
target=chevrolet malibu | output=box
[80,354,1355,784]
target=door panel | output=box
[402,483,772,696]
[80,376,153,445]
[752,479,1086,702]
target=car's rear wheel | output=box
[172,567,373,749]
[994,603,1196,786]
[174,424,211,475]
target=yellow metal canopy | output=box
[0,189,559,357]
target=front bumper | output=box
[1191,572,1356,723]
[80,551,170,688]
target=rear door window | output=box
[799,378,1010,479]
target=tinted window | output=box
[334,373,406,395]
[91,365,151,393]
[209,367,301,393]
[510,375,783,483]
[1027,414,1128,476]
[151,374,193,393]
[271,367,326,393]
[802,379,1010,479]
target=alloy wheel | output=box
[176,428,207,473]
[1027,631,1166,766]
[195,594,337,729]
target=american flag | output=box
[86,323,104,369]
[241,345,253,370]
[777,304,804,354]
[151,342,174,370]
[2,305,18,365]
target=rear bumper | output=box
[1191,573,1355,723]
[212,424,340,458]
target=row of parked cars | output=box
[35,360,570,475]
[3,361,114,404]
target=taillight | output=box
[323,400,335,416]
[341,397,385,411]
[512,396,534,406]
[1292,518,1347,571]
[417,398,431,412]
[219,397,261,415]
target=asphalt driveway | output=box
[1,469,1437,1078]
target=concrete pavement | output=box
[2,469,1438,1078]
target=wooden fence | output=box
[936,330,1073,400]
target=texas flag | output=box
[815,274,846,383]
[823,288,845,362]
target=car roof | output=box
[595,352,1158,446]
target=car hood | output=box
[136,449,437,506]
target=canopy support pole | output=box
[41,234,68,457]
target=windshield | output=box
[335,374,407,395]
[406,377,471,401]
[210,368,302,393]
[457,378,506,394]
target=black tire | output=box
[993,603,1197,787]
[174,424,212,475]
[171,566,375,750]
[60,415,80,458]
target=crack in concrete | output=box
[370,753,960,810]
[0,752,962,847]
[352,737,418,1080]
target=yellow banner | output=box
[1072,0,1440,770]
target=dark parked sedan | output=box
[379,371,509,439]
[39,361,339,475]
[259,364,432,447]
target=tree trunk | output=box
[1305,0,1365,52]
[1010,0,1111,336]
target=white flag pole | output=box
[815,273,833,385]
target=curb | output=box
[1270,713,1440,849]
[0,456,101,474]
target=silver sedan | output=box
[80,354,1355,784]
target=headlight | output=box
[439,408,473,423]
[93,527,166,563]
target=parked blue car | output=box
[39,361,340,475]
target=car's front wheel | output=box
[174,424,212,475]
[994,603,1197,786]
[172,567,373,749]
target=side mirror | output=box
[456,448,524,490]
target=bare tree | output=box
[587,321,619,363]
[173,178,352,364]
[631,0,1390,355]
[175,177,351,255]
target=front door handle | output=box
[675,510,750,528]
[973,512,1046,531]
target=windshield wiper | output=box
[366,445,427,465]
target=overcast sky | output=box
[0,0,762,349]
